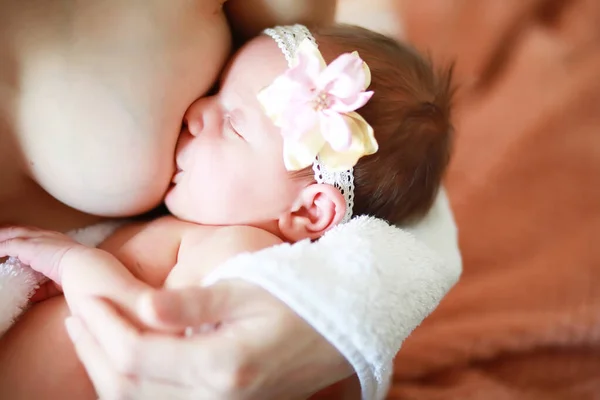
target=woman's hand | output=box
[66,280,353,400]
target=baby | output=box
[0,24,452,332]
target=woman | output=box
[0,1,461,398]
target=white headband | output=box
[264,25,355,224]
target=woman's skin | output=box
[2,0,231,224]
[0,0,338,398]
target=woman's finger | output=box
[73,298,150,376]
[65,316,211,400]
[64,316,129,400]
[138,284,239,329]
[74,297,237,387]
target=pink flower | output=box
[258,39,378,171]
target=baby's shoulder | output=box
[178,224,283,257]
[203,225,284,252]
[144,215,195,232]
[102,216,193,253]
[173,225,284,281]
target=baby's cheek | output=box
[212,174,254,223]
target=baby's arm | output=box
[0,226,150,321]
[225,0,337,39]
[165,226,283,289]
[0,224,282,316]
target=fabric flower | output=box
[257,38,378,171]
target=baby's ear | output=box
[278,184,346,242]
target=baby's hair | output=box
[296,24,454,225]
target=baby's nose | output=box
[183,108,203,137]
[183,96,222,137]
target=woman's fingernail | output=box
[64,317,83,342]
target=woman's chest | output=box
[3,0,233,220]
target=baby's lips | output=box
[172,170,184,184]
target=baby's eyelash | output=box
[224,115,245,140]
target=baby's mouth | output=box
[172,167,183,184]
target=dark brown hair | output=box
[304,25,454,225]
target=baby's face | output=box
[165,36,307,226]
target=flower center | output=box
[313,91,331,111]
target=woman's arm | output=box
[59,188,460,400]
[225,0,337,39]
[203,188,462,399]
[404,188,462,272]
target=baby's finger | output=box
[0,236,72,283]
[0,225,44,242]
[0,237,30,259]
[0,236,58,264]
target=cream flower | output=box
[258,38,378,171]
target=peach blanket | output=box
[386,0,600,398]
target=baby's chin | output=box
[164,189,202,224]
[163,187,181,217]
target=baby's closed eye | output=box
[224,113,245,140]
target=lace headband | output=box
[262,25,377,224]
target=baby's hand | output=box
[0,226,88,285]
[0,226,154,331]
